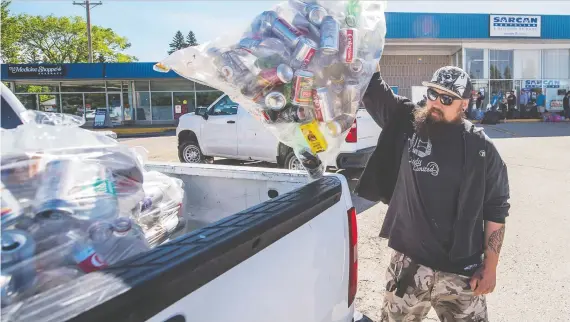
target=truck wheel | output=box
[179,141,204,163]
[283,151,305,171]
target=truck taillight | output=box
[345,119,357,143]
[347,206,358,307]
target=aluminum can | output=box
[326,114,355,137]
[348,58,364,76]
[258,64,294,87]
[265,91,288,111]
[306,4,327,26]
[313,87,335,122]
[33,159,118,222]
[343,79,361,114]
[340,28,359,63]
[292,14,320,39]
[1,229,37,305]
[238,38,262,53]
[291,70,314,106]
[291,37,318,69]
[320,16,340,55]
[279,105,309,123]
[252,11,278,38]
[272,17,304,48]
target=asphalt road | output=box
[120,122,570,322]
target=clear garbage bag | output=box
[0,121,185,310]
[155,0,387,178]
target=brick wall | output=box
[379,55,452,99]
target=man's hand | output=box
[470,263,497,296]
[470,221,505,296]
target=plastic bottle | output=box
[89,218,150,266]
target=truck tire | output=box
[283,151,305,171]
[179,141,205,163]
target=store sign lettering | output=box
[524,80,560,89]
[6,64,66,78]
[490,15,541,38]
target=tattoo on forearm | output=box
[487,226,505,255]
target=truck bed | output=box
[3,163,354,322]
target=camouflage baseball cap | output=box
[422,66,473,99]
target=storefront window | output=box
[150,80,194,92]
[196,91,223,108]
[514,50,541,79]
[106,81,123,92]
[490,80,514,111]
[542,49,570,79]
[195,81,218,91]
[15,82,59,93]
[151,92,173,121]
[84,93,106,121]
[136,92,151,121]
[16,94,38,110]
[465,49,485,79]
[173,92,196,117]
[123,92,134,122]
[490,50,513,79]
[470,80,489,110]
[544,80,568,112]
[61,93,84,117]
[61,81,105,92]
[107,93,123,124]
[38,94,60,113]
[134,81,150,92]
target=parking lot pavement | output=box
[120,123,570,321]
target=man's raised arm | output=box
[362,70,416,129]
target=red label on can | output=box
[302,48,316,68]
[258,68,281,87]
[345,30,354,63]
[277,17,303,37]
[312,89,324,122]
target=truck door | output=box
[237,108,279,162]
[200,95,238,157]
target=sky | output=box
[7,0,570,62]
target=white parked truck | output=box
[176,94,381,170]
[1,83,360,322]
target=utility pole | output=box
[73,0,102,63]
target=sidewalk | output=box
[89,125,176,137]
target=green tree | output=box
[1,13,137,63]
[186,31,198,47]
[168,31,187,54]
[504,66,512,80]
[0,1,22,63]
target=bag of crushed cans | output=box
[155,0,387,178]
[0,111,185,308]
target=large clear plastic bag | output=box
[155,0,386,178]
[0,121,185,309]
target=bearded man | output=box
[355,66,511,322]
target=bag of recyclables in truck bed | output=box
[0,111,186,309]
[155,0,387,178]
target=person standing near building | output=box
[563,91,570,119]
[507,90,517,119]
[356,66,510,322]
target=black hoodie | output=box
[355,73,510,272]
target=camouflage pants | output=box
[380,251,488,322]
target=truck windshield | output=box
[1,97,24,129]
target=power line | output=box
[73,0,102,63]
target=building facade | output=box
[2,12,569,125]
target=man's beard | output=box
[413,106,464,139]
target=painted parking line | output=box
[485,125,519,137]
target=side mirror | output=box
[202,113,209,120]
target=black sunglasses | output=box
[426,88,460,106]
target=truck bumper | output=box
[335,146,375,169]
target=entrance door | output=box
[107,92,122,125]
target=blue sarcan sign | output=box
[524,80,560,89]
[490,15,541,38]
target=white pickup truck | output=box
[177,94,381,170]
[1,84,360,322]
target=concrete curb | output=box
[91,127,176,137]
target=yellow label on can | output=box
[300,120,328,154]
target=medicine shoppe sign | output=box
[6,64,66,78]
[490,15,541,38]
